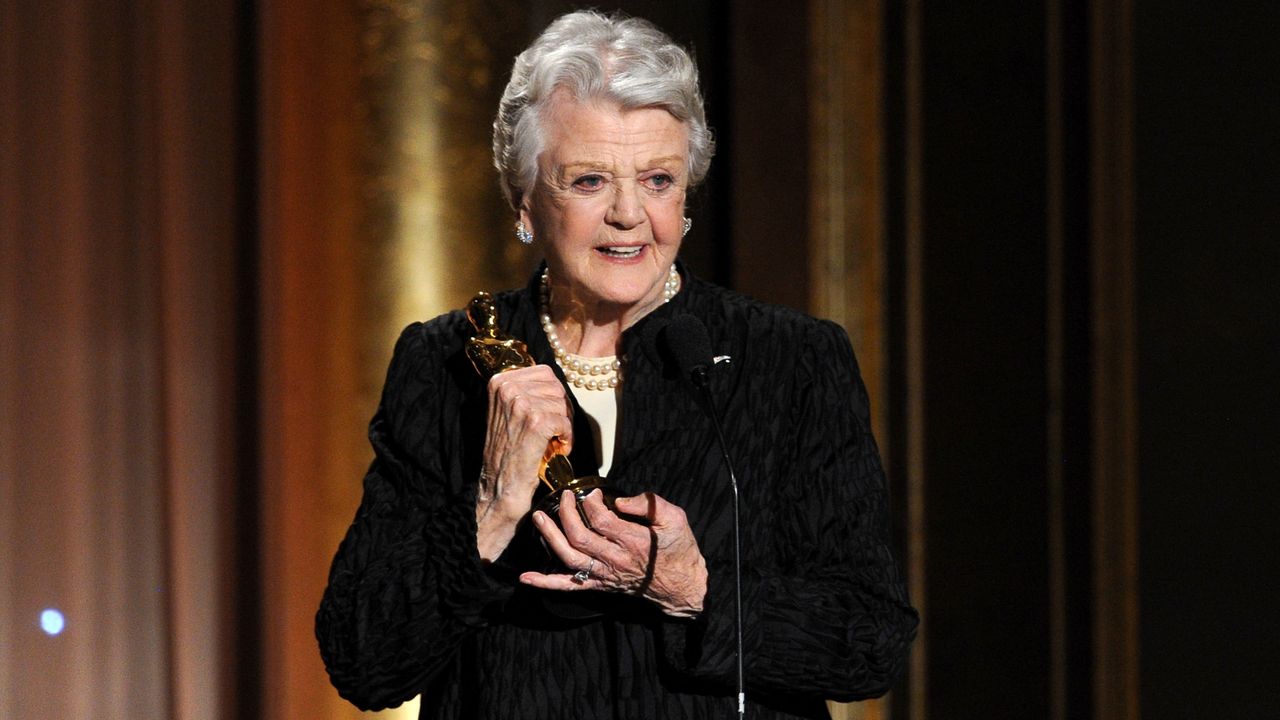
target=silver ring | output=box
[572,558,596,584]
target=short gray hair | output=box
[492,10,714,211]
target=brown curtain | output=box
[1,1,254,718]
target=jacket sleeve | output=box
[315,323,511,711]
[661,319,918,701]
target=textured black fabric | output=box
[316,267,918,719]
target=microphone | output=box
[665,314,715,388]
[661,315,746,719]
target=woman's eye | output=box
[647,174,674,190]
[573,175,605,190]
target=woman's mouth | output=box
[596,245,644,259]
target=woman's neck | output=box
[545,303,628,358]
[540,266,680,357]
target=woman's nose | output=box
[605,181,645,229]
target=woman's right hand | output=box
[475,364,573,561]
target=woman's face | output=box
[521,94,689,319]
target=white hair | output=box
[492,10,715,211]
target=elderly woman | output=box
[317,10,916,719]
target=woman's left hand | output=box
[519,489,708,618]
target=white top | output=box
[563,353,621,477]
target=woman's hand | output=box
[520,489,709,618]
[476,365,573,561]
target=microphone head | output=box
[665,314,714,380]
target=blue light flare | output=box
[40,609,65,636]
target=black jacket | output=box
[316,267,918,719]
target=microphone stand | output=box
[691,365,745,719]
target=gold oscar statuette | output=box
[465,292,608,505]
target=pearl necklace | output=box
[540,266,681,389]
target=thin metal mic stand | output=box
[691,365,745,719]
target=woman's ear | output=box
[518,195,534,231]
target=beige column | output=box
[258,0,528,717]
[808,1,895,719]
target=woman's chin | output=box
[586,273,667,309]
[577,284,664,315]
[549,249,675,315]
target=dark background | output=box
[551,2,1280,717]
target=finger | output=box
[487,379,569,435]
[490,363,559,384]
[557,491,607,552]
[578,489,639,541]
[561,389,575,422]
[484,412,572,469]
[493,397,573,449]
[613,492,658,521]
[495,388,570,421]
[546,427,574,457]
[518,570,601,592]
[521,408,573,447]
[563,493,656,587]
[556,493,643,581]
[490,365,569,401]
[531,509,592,569]
[618,492,691,530]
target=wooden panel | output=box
[808,1,892,717]
[898,2,929,718]
[1088,2,1140,719]
[1045,3,1094,720]
[808,0,888,429]
[728,2,812,310]
[1132,1,1280,717]
[908,3,1053,718]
